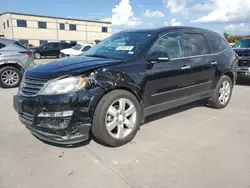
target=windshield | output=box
[84,32,154,60]
[72,44,82,51]
[233,39,250,49]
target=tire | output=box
[34,52,41,59]
[92,90,141,147]
[0,66,22,88]
[208,75,233,109]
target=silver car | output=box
[0,38,35,88]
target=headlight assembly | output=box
[39,76,87,95]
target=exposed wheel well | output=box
[223,71,234,85]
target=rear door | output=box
[182,32,214,94]
[51,43,60,56]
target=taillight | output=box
[20,51,33,57]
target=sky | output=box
[1,0,250,35]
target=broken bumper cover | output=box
[13,89,102,145]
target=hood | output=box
[233,48,250,57]
[61,48,82,56]
[26,56,122,80]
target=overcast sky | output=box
[1,0,250,35]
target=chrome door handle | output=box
[211,61,218,65]
[181,65,191,70]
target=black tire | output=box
[0,66,22,88]
[34,52,41,59]
[92,90,141,147]
[208,75,233,109]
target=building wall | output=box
[0,13,13,38]
[0,13,112,46]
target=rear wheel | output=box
[208,75,233,109]
[92,90,141,147]
[34,52,41,59]
[0,66,22,88]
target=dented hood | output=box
[26,56,122,80]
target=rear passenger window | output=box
[53,43,60,49]
[0,43,6,49]
[206,34,228,53]
[150,32,184,59]
[184,33,210,56]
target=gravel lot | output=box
[0,58,250,188]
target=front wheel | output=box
[208,75,233,109]
[92,90,141,147]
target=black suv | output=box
[14,27,238,147]
[32,42,71,59]
[232,38,250,77]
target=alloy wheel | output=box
[218,80,231,105]
[1,70,19,86]
[105,98,137,139]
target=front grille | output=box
[19,111,34,125]
[238,60,250,67]
[237,53,250,57]
[21,76,47,96]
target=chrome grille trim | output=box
[20,76,47,97]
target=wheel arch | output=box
[222,70,235,85]
[88,69,145,124]
[0,63,24,74]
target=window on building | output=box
[3,23,5,29]
[59,23,65,30]
[70,41,77,46]
[150,32,184,59]
[69,24,76,31]
[19,40,29,45]
[184,33,210,56]
[39,40,48,45]
[38,21,47,29]
[7,20,9,28]
[102,27,108,33]
[0,43,6,49]
[17,20,27,27]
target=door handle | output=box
[211,61,218,65]
[181,65,191,70]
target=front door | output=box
[144,32,194,108]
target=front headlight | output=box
[39,76,87,95]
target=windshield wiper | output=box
[85,54,109,59]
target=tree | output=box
[223,32,229,40]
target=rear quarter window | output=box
[0,43,6,49]
[205,33,229,53]
[184,33,210,56]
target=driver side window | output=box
[150,32,184,59]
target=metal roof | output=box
[0,12,111,24]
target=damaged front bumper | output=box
[13,88,103,145]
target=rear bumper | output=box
[13,88,103,145]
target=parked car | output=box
[60,43,93,57]
[0,38,35,88]
[13,27,238,147]
[31,42,71,59]
[232,38,250,77]
[23,44,36,49]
